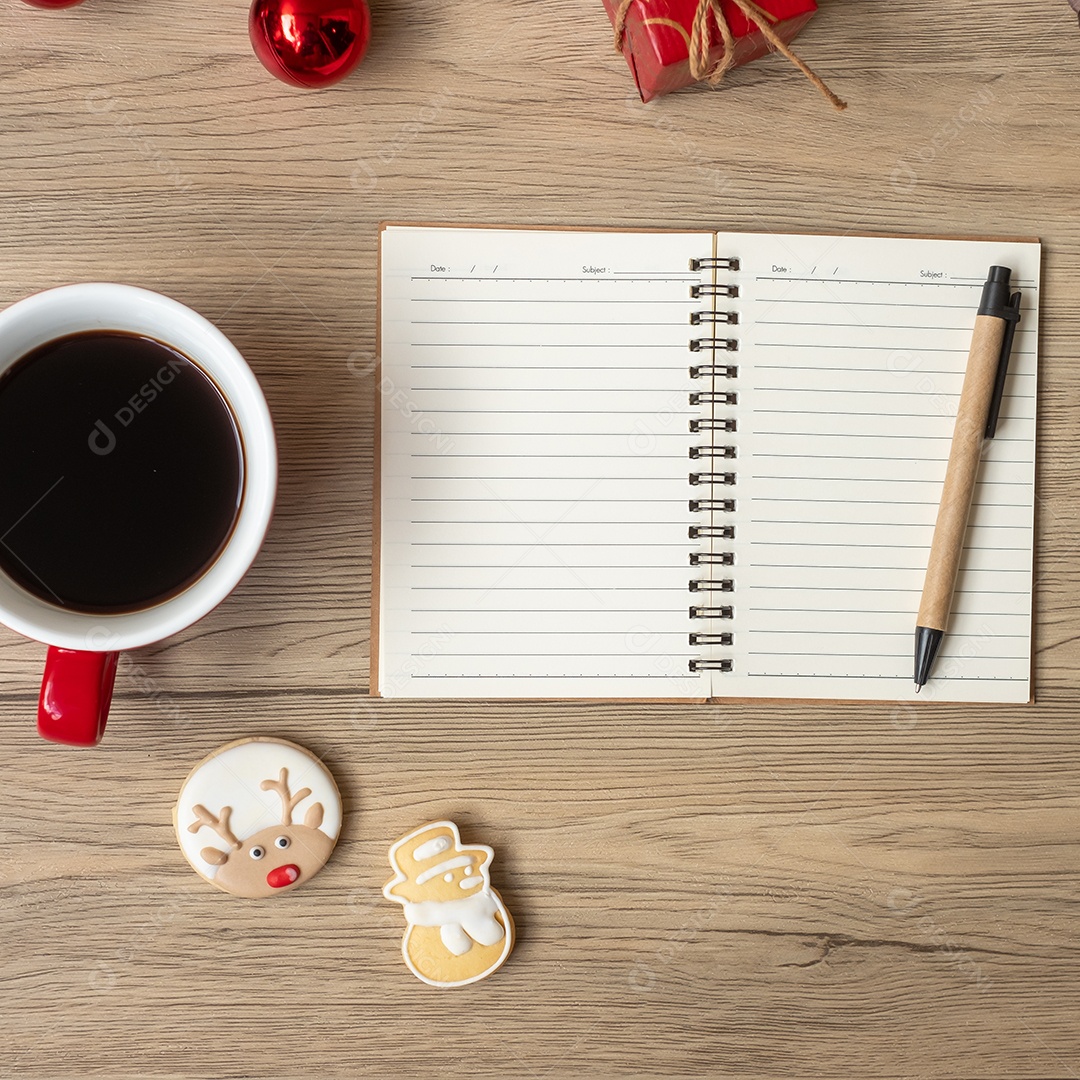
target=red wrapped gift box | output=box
[604,0,839,106]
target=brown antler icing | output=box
[188,804,241,849]
[260,768,313,826]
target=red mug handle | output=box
[37,647,120,746]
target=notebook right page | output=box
[714,233,1039,704]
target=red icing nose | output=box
[267,864,301,889]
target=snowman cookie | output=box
[383,820,515,988]
[174,737,342,899]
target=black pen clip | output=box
[985,289,1022,439]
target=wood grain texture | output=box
[1,1,1080,1077]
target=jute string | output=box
[613,0,847,111]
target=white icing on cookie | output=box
[404,893,505,948]
[416,855,474,885]
[440,922,472,956]
[414,836,451,861]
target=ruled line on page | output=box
[753,342,1035,355]
[748,542,1028,550]
[754,298,1037,311]
[750,607,1020,615]
[409,275,699,282]
[409,298,698,304]
[406,540,694,549]
[754,364,1035,375]
[749,520,1028,529]
[751,280,1036,289]
[408,629,691,634]
[409,343,692,349]
[748,502,1026,513]
[741,674,1022,681]
[756,320,980,330]
[742,628,1030,636]
[753,411,1020,419]
[752,563,1028,572]
[409,608,688,613]
[411,320,690,326]
[751,382,1036,395]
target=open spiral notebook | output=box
[372,224,1040,704]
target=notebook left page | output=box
[375,225,711,699]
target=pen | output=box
[914,265,1022,691]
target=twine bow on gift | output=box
[613,0,847,110]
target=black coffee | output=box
[0,331,243,614]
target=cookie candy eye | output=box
[275,836,291,849]
[250,846,266,860]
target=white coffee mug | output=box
[0,284,277,745]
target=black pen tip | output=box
[914,626,944,690]
[914,683,921,694]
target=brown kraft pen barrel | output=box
[916,313,1007,635]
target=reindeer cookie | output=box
[174,737,341,899]
[383,821,515,988]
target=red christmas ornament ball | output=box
[250,0,370,88]
[20,0,85,7]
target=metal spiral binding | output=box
[689,445,736,459]
[688,252,739,677]
[690,365,738,381]
[690,391,737,406]
[689,659,733,672]
[690,552,734,566]
[690,605,733,619]
[689,524,734,540]
[689,257,740,271]
[691,283,739,299]
[689,579,734,593]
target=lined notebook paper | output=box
[374,225,1040,704]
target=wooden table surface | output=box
[2,2,1079,1077]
